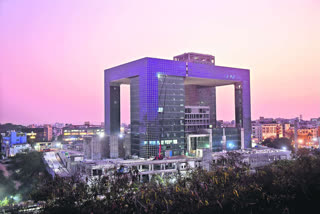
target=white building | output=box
[252,125,262,143]
[261,124,283,140]
[9,143,31,157]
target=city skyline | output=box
[1,0,320,125]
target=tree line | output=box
[29,149,320,214]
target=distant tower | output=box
[294,120,298,153]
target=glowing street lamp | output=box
[99,133,105,138]
[56,142,61,148]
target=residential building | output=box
[1,131,29,157]
[2,131,27,146]
[252,124,262,142]
[261,124,283,140]
[287,128,319,148]
[62,124,104,147]
[21,127,52,143]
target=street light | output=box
[282,146,287,150]
[99,133,105,138]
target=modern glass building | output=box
[105,53,251,158]
[212,128,242,152]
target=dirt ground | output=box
[0,162,10,177]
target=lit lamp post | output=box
[313,137,319,149]
[298,139,303,148]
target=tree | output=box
[27,151,320,214]
[7,152,51,200]
[262,137,294,151]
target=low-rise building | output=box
[62,124,104,150]
[252,124,262,143]
[21,127,52,143]
[9,143,31,157]
[296,128,318,148]
[261,124,283,140]
[2,131,27,145]
[1,131,30,157]
[78,148,291,182]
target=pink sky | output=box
[0,0,319,125]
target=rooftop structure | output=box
[173,52,215,65]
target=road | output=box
[43,151,69,177]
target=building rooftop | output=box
[173,52,215,65]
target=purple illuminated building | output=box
[105,53,251,158]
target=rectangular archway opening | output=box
[216,85,235,127]
[120,84,130,131]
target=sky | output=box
[0,0,319,125]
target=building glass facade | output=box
[130,76,140,156]
[130,75,185,157]
[105,54,251,158]
[212,128,241,152]
[158,75,185,157]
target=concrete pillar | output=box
[294,120,298,153]
[110,85,120,135]
[221,128,226,150]
[241,128,245,150]
[235,83,243,128]
[235,81,251,148]
[105,79,121,135]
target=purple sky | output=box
[0,0,319,125]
